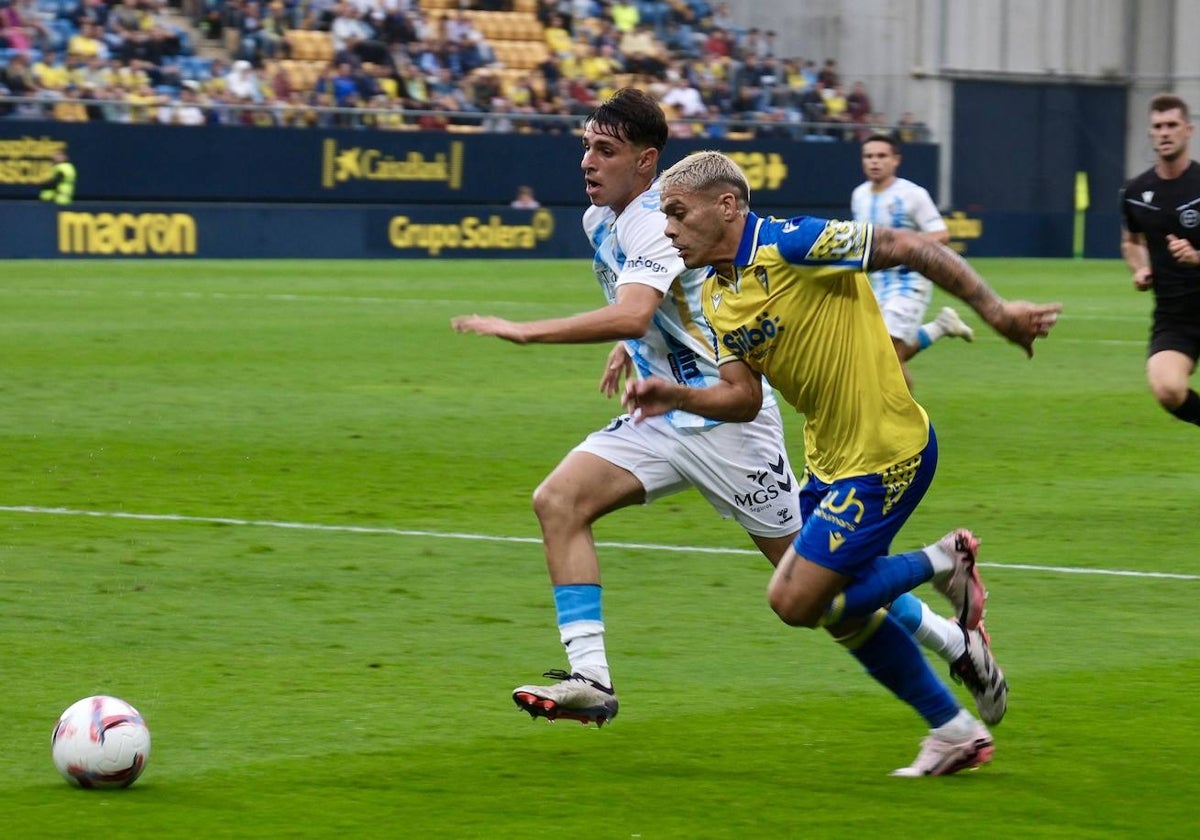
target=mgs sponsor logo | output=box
[722,311,782,357]
[736,484,780,510]
[1181,209,1200,229]
[735,469,780,510]
[625,255,670,273]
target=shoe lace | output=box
[540,669,613,694]
[950,655,985,692]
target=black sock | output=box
[1169,389,1200,426]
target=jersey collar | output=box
[733,211,764,267]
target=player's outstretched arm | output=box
[450,284,663,345]
[868,227,1062,357]
[622,359,762,423]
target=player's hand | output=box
[622,376,682,422]
[994,301,1062,358]
[450,314,528,344]
[599,343,632,397]
[1132,266,1154,291]
[1167,234,1200,267]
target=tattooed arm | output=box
[868,227,1063,357]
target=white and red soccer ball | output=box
[51,695,151,789]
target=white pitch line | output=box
[0,504,1196,581]
[0,287,1154,320]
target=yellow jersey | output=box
[703,212,930,482]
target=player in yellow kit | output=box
[625,151,1061,775]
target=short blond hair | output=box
[660,150,750,211]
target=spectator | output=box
[544,13,571,56]
[1,50,36,95]
[701,26,732,59]
[609,0,638,33]
[817,57,839,87]
[537,50,562,89]
[797,78,826,124]
[0,0,32,52]
[323,60,358,106]
[580,42,621,82]
[619,23,665,78]
[463,30,493,69]
[443,10,473,44]
[52,84,89,121]
[709,1,736,33]
[32,49,69,91]
[226,58,264,102]
[660,73,704,117]
[896,110,930,143]
[14,0,51,50]
[157,81,207,124]
[510,184,540,208]
[68,21,110,61]
[329,1,372,55]
[482,95,516,132]
[821,81,850,126]
[846,79,871,122]
[71,0,109,30]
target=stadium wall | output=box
[0,121,933,208]
[0,120,938,259]
[0,119,1109,258]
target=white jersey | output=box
[583,181,778,429]
[850,177,946,299]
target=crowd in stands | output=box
[0,0,932,141]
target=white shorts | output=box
[872,276,933,345]
[573,404,800,538]
[876,293,933,345]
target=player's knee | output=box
[531,478,568,523]
[766,581,823,628]
[1150,380,1188,410]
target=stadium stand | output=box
[0,0,911,140]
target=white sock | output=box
[912,602,967,662]
[933,708,978,739]
[559,620,610,687]
[922,319,947,343]
[924,540,954,576]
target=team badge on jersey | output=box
[806,220,867,262]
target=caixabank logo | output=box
[321,139,464,190]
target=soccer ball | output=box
[51,695,151,789]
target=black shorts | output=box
[1149,318,1200,360]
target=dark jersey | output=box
[1121,160,1200,324]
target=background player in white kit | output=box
[852,134,974,389]
[451,90,1005,729]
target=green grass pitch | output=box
[2,258,1197,838]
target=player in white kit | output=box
[451,91,1005,728]
[852,133,974,389]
